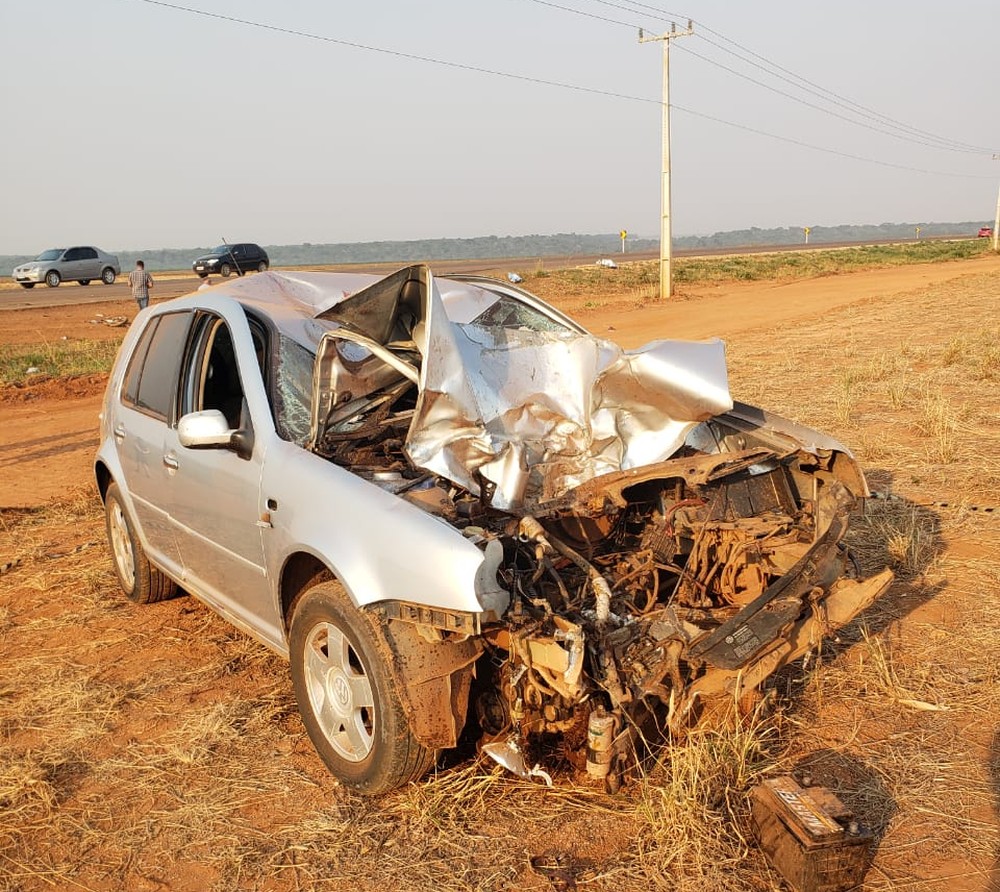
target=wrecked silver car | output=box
[96,265,892,794]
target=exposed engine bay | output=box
[301,265,893,785]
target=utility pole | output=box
[641,20,693,299]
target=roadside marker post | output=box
[993,154,1000,253]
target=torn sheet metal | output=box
[401,268,734,510]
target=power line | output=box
[129,0,658,105]
[515,0,639,29]
[127,0,995,180]
[671,103,994,179]
[689,20,999,154]
[689,30,997,154]
[673,42,989,155]
[578,0,999,155]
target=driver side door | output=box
[163,310,272,636]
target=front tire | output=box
[220,263,232,277]
[101,267,116,285]
[45,270,61,287]
[104,482,178,604]
[289,581,434,794]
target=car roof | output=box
[192,268,583,352]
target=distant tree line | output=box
[1,222,990,272]
[674,221,989,250]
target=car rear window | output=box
[122,312,193,421]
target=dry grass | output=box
[0,339,122,386]
[1,264,999,891]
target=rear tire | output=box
[101,267,116,285]
[104,482,179,604]
[257,261,268,273]
[289,581,435,794]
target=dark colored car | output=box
[192,243,269,278]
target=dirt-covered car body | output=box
[95,265,891,793]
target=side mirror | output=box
[178,410,234,448]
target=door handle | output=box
[162,454,179,471]
[113,424,126,441]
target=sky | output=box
[1,0,998,254]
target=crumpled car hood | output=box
[312,265,733,511]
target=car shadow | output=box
[835,466,948,645]
[790,748,896,856]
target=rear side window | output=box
[122,321,158,405]
[121,312,193,421]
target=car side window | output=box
[81,247,98,260]
[121,312,194,421]
[182,315,252,430]
[64,247,81,261]
[121,319,158,405]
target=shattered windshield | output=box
[273,334,315,446]
[469,295,573,333]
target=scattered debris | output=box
[41,541,95,561]
[89,315,128,327]
[0,557,22,577]
[596,258,618,269]
[896,697,949,712]
[528,853,582,890]
[25,366,40,374]
[506,272,523,283]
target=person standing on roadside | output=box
[128,260,153,310]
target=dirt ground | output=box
[1,255,999,891]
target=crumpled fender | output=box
[373,613,483,749]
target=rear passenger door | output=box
[78,247,100,279]
[112,311,195,578]
[61,247,85,280]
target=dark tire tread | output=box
[105,482,179,604]
[289,581,434,794]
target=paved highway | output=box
[0,237,965,311]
